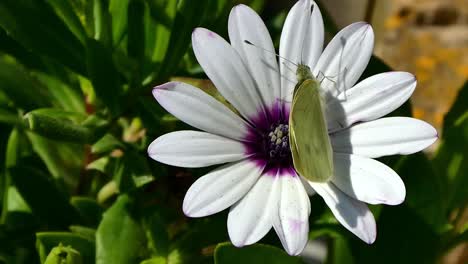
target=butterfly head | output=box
[296,64,313,85]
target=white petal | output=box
[300,176,316,196]
[310,182,376,244]
[153,82,250,141]
[228,4,280,107]
[273,175,311,256]
[331,117,438,158]
[183,160,264,217]
[331,153,406,205]
[148,131,246,168]
[280,0,324,103]
[228,174,279,247]
[327,72,417,132]
[313,22,374,99]
[192,28,265,121]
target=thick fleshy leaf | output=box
[228,174,279,247]
[330,153,406,205]
[183,160,263,217]
[153,82,250,141]
[313,22,374,99]
[310,182,376,244]
[326,72,417,132]
[279,0,324,102]
[228,4,280,107]
[331,117,437,158]
[148,130,246,168]
[96,195,146,264]
[272,175,311,256]
[192,28,265,121]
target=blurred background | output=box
[0,0,466,263]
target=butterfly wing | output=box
[289,79,334,182]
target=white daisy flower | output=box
[148,0,437,256]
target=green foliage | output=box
[214,242,303,264]
[0,0,465,263]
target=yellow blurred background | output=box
[321,0,467,138]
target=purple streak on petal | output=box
[152,82,177,97]
[289,218,306,233]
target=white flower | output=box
[147,0,437,256]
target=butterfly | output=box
[243,38,335,182]
[288,64,334,182]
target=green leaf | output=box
[0,54,50,110]
[0,0,86,74]
[9,165,81,228]
[24,109,91,143]
[44,243,83,264]
[70,197,103,227]
[1,128,31,223]
[434,81,468,214]
[96,194,146,264]
[395,153,447,232]
[91,134,124,155]
[86,38,122,114]
[30,72,85,113]
[143,211,169,258]
[36,232,94,264]
[443,80,467,134]
[26,131,84,187]
[349,205,440,264]
[0,108,21,126]
[5,186,30,213]
[113,150,154,193]
[69,225,96,242]
[214,242,303,264]
[145,0,176,28]
[168,215,229,264]
[147,0,177,63]
[128,0,146,63]
[140,256,166,264]
[86,156,111,173]
[109,0,131,46]
[45,0,88,44]
[93,0,112,47]
[158,0,213,81]
[326,236,355,264]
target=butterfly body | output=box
[289,64,334,182]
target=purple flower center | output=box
[243,102,295,176]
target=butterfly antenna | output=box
[282,61,296,76]
[244,40,298,67]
